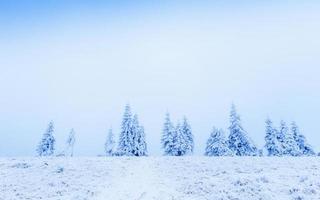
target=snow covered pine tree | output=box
[117,105,148,156]
[205,127,233,156]
[174,122,185,156]
[161,112,177,156]
[181,117,194,155]
[161,113,193,156]
[291,121,315,156]
[264,118,278,156]
[36,121,56,156]
[118,104,134,156]
[228,104,258,156]
[132,114,148,156]
[65,129,76,156]
[280,121,300,156]
[105,128,115,156]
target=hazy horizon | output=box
[1,0,320,156]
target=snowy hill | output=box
[1,157,320,200]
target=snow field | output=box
[1,157,320,200]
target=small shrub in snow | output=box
[11,163,31,169]
[56,166,64,173]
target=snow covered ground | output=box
[1,157,320,200]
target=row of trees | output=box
[37,104,316,157]
[204,105,315,156]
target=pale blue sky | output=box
[1,1,320,156]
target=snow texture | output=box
[1,157,320,200]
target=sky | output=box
[0,0,320,156]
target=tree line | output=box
[36,104,317,157]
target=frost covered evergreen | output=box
[264,118,279,156]
[180,117,194,155]
[161,112,177,156]
[117,105,148,156]
[281,121,300,156]
[174,122,186,156]
[291,122,315,156]
[118,104,134,155]
[228,104,258,156]
[65,129,76,157]
[105,128,115,156]
[273,121,286,156]
[132,114,148,156]
[36,121,56,156]
[161,114,193,156]
[205,127,233,156]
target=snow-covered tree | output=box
[264,118,278,156]
[117,105,148,156]
[65,129,76,156]
[137,126,148,156]
[161,112,177,156]
[118,104,134,156]
[275,120,299,156]
[280,121,300,156]
[105,128,115,156]
[228,104,258,156]
[291,122,315,156]
[180,117,194,155]
[273,122,285,156]
[36,121,56,156]
[174,122,186,156]
[205,127,233,156]
[132,114,148,156]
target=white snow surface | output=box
[1,157,320,200]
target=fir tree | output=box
[281,121,299,156]
[118,104,134,156]
[105,128,115,156]
[161,112,177,156]
[132,114,148,156]
[264,118,278,156]
[276,120,299,156]
[181,117,194,155]
[36,121,56,156]
[65,128,76,157]
[228,104,258,156]
[205,127,233,156]
[174,122,186,156]
[137,126,148,156]
[291,122,315,156]
[274,122,285,156]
